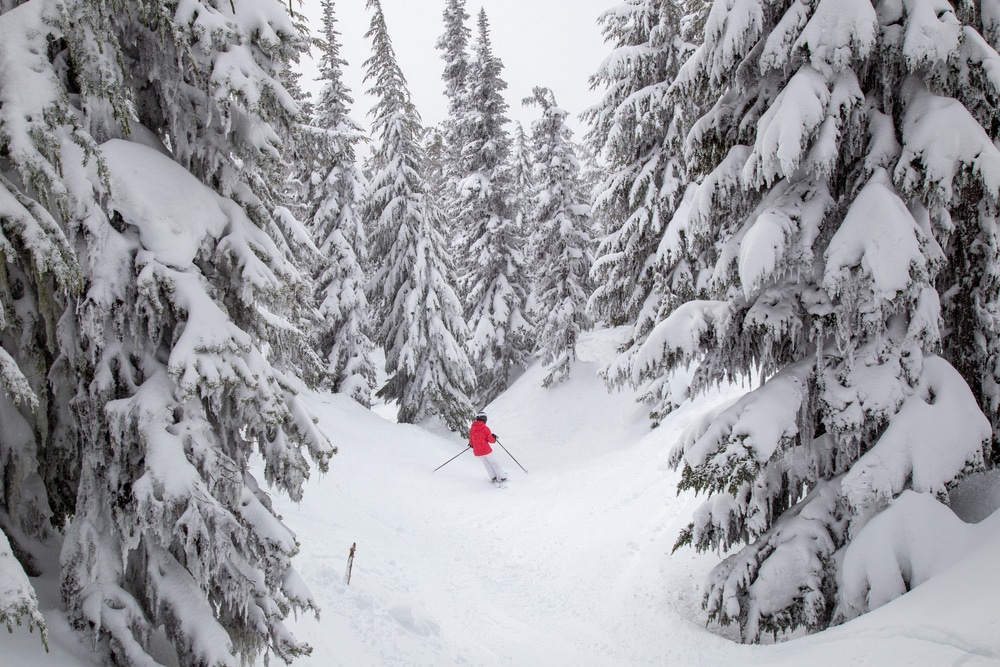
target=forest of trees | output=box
[2,0,999,662]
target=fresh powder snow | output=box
[6,329,999,666]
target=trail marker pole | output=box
[345,542,356,585]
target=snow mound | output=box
[842,491,979,614]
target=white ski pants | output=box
[479,453,507,481]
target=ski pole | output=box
[432,446,471,473]
[494,437,528,474]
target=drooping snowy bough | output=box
[1,0,332,663]
[657,0,1000,641]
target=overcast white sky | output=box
[297,0,614,141]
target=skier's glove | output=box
[492,433,499,439]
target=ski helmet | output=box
[474,411,487,422]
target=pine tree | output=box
[1,0,332,663]
[935,3,1000,466]
[309,0,377,406]
[363,0,475,432]
[422,125,449,215]
[574,142,605,226]
[436,0,472,117]
[585,0,686,327]
[584,0,703,423]
[453,10,534,404]
[525,87,595,387]
[510,122,536,232]
[0,1,82,638]
[659,0,999,642]
[434,0,472,246]
[281,50,318,231]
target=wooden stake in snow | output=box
[345,542,357,585]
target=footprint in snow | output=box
[388,604,441,637]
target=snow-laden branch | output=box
[0,529,46,647]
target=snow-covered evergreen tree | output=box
[434,0,472,247]
[585,0,689,327]
[452,10,534,404]
[0,2,81,640]
[933,5,1000,466]
[584,0,703,422]
[510,122,536,233]
[0,0,333,663]
[308,0,377,406]
[436,3,531,403]
[422,125,449,213]
[281,57,318,231]
[525,87,595,387]
[655,0,999,642]
[574,141,605,229]
[436,0,472,118]
[363,0,475,432]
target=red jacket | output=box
[469,420,495,456]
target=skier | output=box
[469,411,507,485]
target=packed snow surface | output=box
[7,329,1000,665]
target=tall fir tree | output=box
[935,5,1000,466]
[651,0,1000,642]
[363,0,475,432]
[434,0,472,245]
[453,9,534,405]
[585,0,684,328]
[0,0,333,663]
[436,0,472,117]
[584,0,704,423]
[281,47,319,231]
[510,122,536,233]
[525,87,595,387]
[309,0,377,406]
[422,125,449,216]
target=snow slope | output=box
[8,329,1000,665]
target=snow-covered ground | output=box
[8,329,1000,665]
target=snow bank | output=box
[841,491,981,615]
